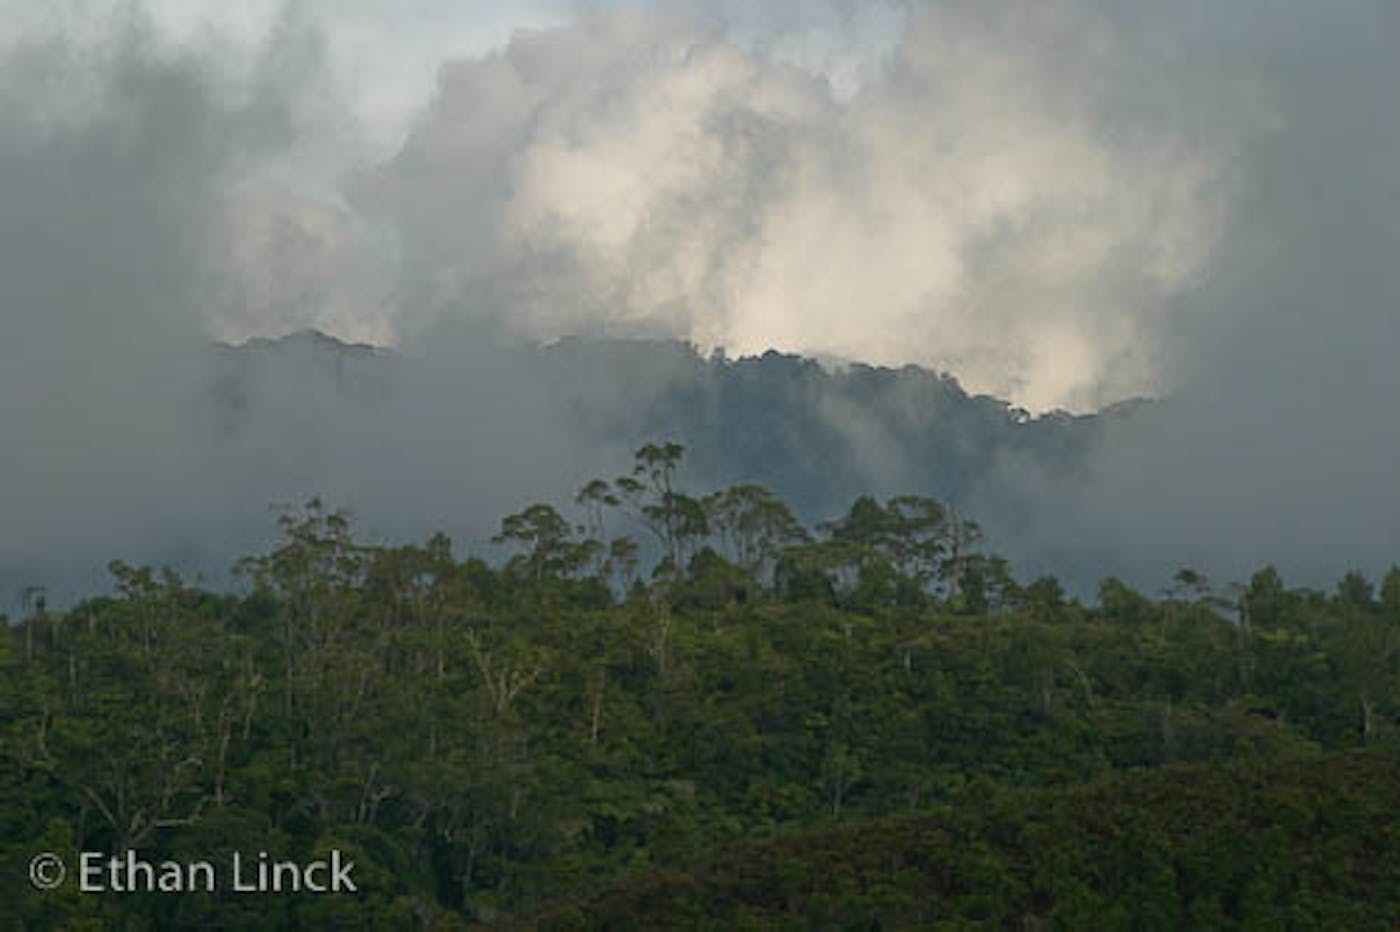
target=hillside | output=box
[523,750,1400,929]
[5,446,1399,927]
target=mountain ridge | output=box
[212,328,1147,539]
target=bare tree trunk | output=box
[588,667,607,744]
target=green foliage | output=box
[1383,566,1400,620]
[4,453,1400,926]
[525,751,1400,929]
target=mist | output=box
[0,11,622,602]
[1,1,1397,602]
[1043,1,1400,591]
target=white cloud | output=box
[349,3,1239,411]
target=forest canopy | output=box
[4,442,1400,928]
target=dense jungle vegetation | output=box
[4,443,1400,928]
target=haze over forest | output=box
[2,0,1398,600]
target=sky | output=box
[1,0,1397,599]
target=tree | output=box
[958,555,1016,615]
[939,506,982,605]
[608,537,641,593]
[818,495,947,604]
[234,499,367,741]
[362,533,458,679]
[1021,576,1065,622]
[575,478,620,574]
[704,484,808,579]
[1244,566,1288,629]
[494,503,589,583]
[1335,571,1375,611]
[1169,568,1211,604]
[1099,577,1154,626]
[614,442,708,578]
[575,479,618,542]
[1333,614,1399,743]
[882,496,948,587]
[1382,566,1400,622]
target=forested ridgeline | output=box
[4,444,1400,928]
[214,332,1117,522]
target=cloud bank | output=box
[320,3,1234,412]
[0,12,611,599]
[1,1,1397,598]
[1043,1,1400,589]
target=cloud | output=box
[3,0,1396,599]
[1034,0,1400,590]
[0,9,618,600]
[0,16,253,591]
[349,3,1238,412]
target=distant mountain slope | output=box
[215,330,1143,527]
